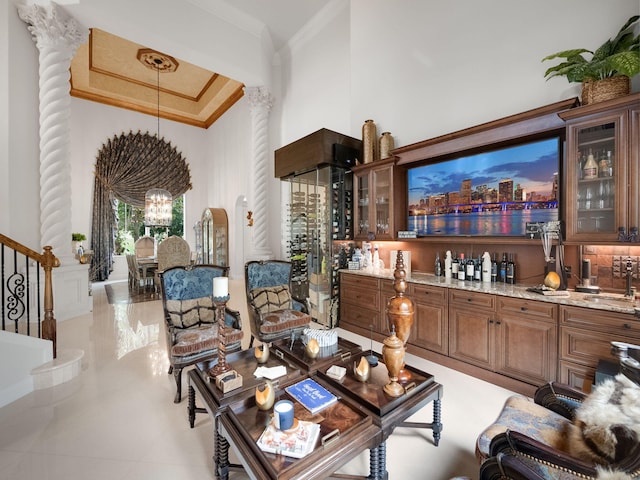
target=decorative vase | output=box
[581,76,630,105]
[385,250,415,383]
[379,132,394,160]
[362,119,377,164]
[382,326,405,397]
[305,338,320,359]
[353,356,370,382]
[255,343,269,364]
[255,380,275,410]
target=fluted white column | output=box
[245,86,274,260]
[19,3,87,265]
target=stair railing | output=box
[0,233,59,357]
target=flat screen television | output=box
[407,136,561,237]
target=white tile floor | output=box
[0,279,515,480]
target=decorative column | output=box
[18,3,87,266]
[245,86,274,260]
[19,4,91,321]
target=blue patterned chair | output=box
[160,265,243,403]
[477,342,640,479]
[244,260,311,348]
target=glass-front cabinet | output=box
[561,94,639,243]
[201,208,228,266]
[353,156,396,241]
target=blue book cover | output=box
[285,378,338,414]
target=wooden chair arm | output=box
[490,431,597,478]
[533,382,586,420]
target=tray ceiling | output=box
[70,28,245,129]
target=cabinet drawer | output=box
[340,302,381,332]
[498,297,557,323]
[410,284,448,306]
[341,285,380,310]
[340,273,380,290]
[560,326,635,367]
[560,305,640,337]
[381,279,395,295]
[449,289,495,310]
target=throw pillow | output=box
[165,296,215,327]
[249,285,292,315]
[566,373,640,464]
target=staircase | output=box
[0,234,84,407]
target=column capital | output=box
[244,86,274,113]
[18,2,87,52]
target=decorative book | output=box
[256,419,320,458]
[285,378,338,414]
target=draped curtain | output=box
[90,131,192,281]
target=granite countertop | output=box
[341,268,640,316]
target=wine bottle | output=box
[465,253,475,281]
[452,252,459,277]
[506,253,516,284]
[491,253,498,282]
[474,255,482,281]
[458,253,466,281]
[583,150,598,180]
[434,252,442,276]
[499,253,507,283]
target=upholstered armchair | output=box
[244,260,311,348]
[160,265,243,403]
[477,342,640,480]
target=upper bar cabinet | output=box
[353,156,397,241]
[561,93,639,243]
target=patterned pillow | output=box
[249,285,292,315]
[165,296,215,327]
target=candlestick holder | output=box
[209,294,232,377]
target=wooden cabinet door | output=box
[449,305,494,370]
[410,284,448,354]
[495,314,557,385]
[496,298,558,385]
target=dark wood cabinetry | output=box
[561,94,640,242]
[448,290,496,369]
[409,283,448,355]
[559,305,640,390]
[339,273,382,336]
[495,298,557,385]
[352,157,404,240]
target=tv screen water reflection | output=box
[407,137,560,237]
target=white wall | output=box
[1,4,40,247]
[4,0,639,279]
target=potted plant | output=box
[542,15,639,105]
[72,233,86,255]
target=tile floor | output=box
[0,279,515,480]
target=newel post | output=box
[42,246,60,357]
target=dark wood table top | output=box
[271,336,363,374]
[193,347,304,407]
[218,374,380,480]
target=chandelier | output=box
[144,188,172,227]
[138,49,179,228]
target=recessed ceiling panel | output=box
[70,28,244,129]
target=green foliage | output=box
[542,16,640,83]
[115,196,184,252]
[72,233,86,241]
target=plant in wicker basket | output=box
[542,15,639,104]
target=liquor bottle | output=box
[457,253,466,281]
[491,253,498,282]
[452,252,459,277]
[474,255,482,282]
[434,252,442,276]
[598,150,609,178]
[583,150,598,180]
[499,253,508,283]
[465,253,475,281]
[506,253,516,284]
